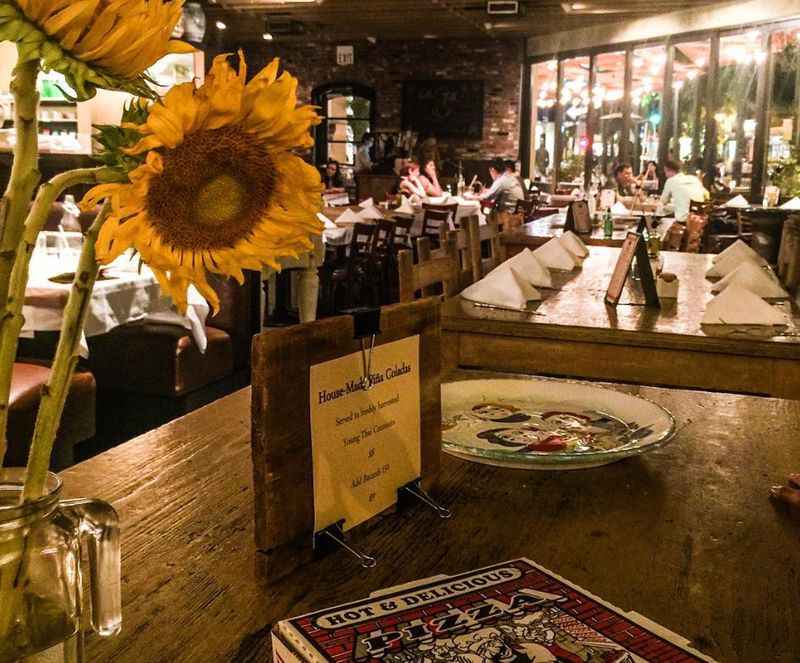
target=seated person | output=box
[639,161,659,192]
[469,159,525,209]
[399,161,442,198]
[660,158,709,222]
[321,159,345,192]
[613,163,638,197]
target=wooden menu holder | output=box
[564,200,592,235]
[250,298,442,582]
[605,232,660,308]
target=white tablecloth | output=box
[322,197,485,248]
[23,250,210,356]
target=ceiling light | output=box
[423,34,437,39]
[215,20,226,30]
[262,32,274,40]
[367,36,377,44]
[571,2,588,8]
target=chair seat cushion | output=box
[88,323,233,397]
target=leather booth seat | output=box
[5,362,96,470]
[88,322,233,397]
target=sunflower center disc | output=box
[195,175,246,226]
[145,125,276,251]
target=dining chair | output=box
[462,216,506,282]
[777,215,800,294]
[391,215,415,250]
[420,208,452,247]
[397,233,460,302]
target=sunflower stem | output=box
[0,51,40,325]
[21,203,111,502]
[0,167,121,467]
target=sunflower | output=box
[0,0,193,99]
[82,52,324,313]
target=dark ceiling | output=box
[203,0,733,43]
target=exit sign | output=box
[336,45,354,66]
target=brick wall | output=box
[236,38,524,163]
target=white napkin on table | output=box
[358,206,384,221]
[316,212,338,229]
[335,208,361,225]
[559,230,589,258]
[533,238,578,271]
[487,249,552,289]
[724,194,749,209]
[780,197,800,210]
[427,195,449,205]
[701,284,786,326]
[610,201,630,216]
[358,197,374,209]
[706,250,766,279]
[395,197,416,217]
[710,261,789,299]
[461,266,541,310]
[712,239,763,265]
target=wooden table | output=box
[442,247,800,399]
[64,374,800,662]
[503,214,633,250]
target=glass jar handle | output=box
[59,499,122,637]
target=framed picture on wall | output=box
[402,80,484,139]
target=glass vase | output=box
[0,468,121,662]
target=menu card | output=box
[310,336,421,533]
[272,558,719,662]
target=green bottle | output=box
[603,208,613,239]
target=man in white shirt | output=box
[660,158,708,221]
[354,132,374,174]
[478,159,526,209]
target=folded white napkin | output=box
[461,265,541,310]
[559,231,589,258]
[316,212,338,229]
[335,208,362,225]
[780,196,800,210]
[533,238,578,271]
[395,197,416,217]
[357,206,384,221]
[706,251,766,279]
[712,239,762,265]
[358,197,374,209]
[486,249,552,288]
[724,194,749,209]
[702,284,786,326]
[711,261,789,299]
[610,201,630,216]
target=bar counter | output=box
[64,373,800,662]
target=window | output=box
[715,31,765,189]
[591,51,626,183]
[559,56,590,186]
[672,40,711,173]
[312,83,375,170]
[768,28,800,170]
[531,60,557,182]
[631,45,666,176]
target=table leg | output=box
[297,267,319,323]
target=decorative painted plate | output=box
[442,379,675,470]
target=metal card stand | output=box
[250,299,447,582]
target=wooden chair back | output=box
[777,215,800,294]
[373,219,396,255]
[397,233,460,302]
[391,215,414,250]
[421,208,452,245]
[422,202,459,218]
[349,222,376,256]
[681,211,709,253]
[462,216,506,282]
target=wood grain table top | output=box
[503,214,632,248]
[442,246,800,359]
[63,375,800,662]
